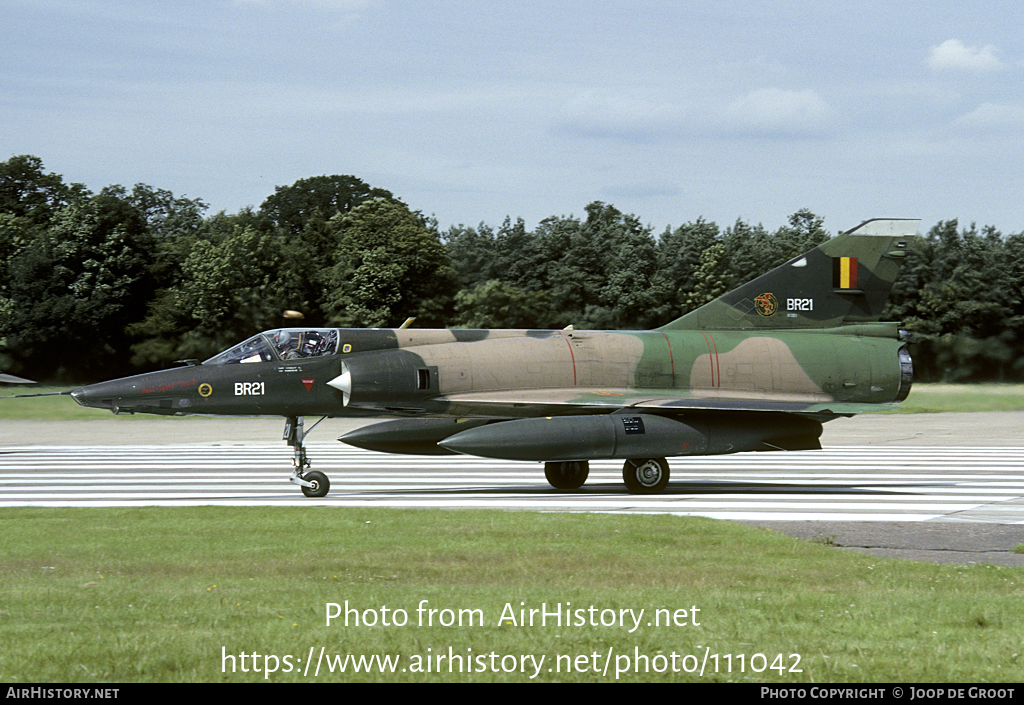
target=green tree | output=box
[324,199,456,328]
[1,156,91,371]
[164,226,311,361]
[542,202,664,329]
[682,242,731,312]
[776,208,831,254]
[444,223,498,289]
[492,216,551,293]
[451,279,549,328]
[653,217,721,321]
[886,220,1023,381]
[259,174,396,235]
[722,218,780,286]
[3,194,154,380]
[597,218,668,329]
[717,210,829,289]
[0,155,88,227]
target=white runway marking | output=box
[1,445,1022,523]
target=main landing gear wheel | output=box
[623,457,670,494]
[300,470,330,498]
[544,460,589,490]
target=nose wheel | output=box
[299,470,330,498]
[284,416,331,498]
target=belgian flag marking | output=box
[833,256,858,290]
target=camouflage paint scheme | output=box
[67,218,920,495]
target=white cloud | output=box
[927,39,1003,71]
[554,92,689,141]
[233,0,375,10]
[724,88,837,136]
[558,88,839,142]
[954,102,1024,131]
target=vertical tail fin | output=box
[659,218,921,331]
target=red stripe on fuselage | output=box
[660,332,676,387]
[700,332,720,387]
[562,334,577,386]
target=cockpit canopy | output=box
[204,329,340,365]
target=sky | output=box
[4,0,1024,236]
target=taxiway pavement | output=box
[2,412,1023,566]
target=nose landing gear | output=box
[284,416,330,497]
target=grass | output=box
[891,384,1024,414]
[3,384,1021,682]
[0,386,117,421]
[0,507,1021,683]
[0,386,229,421]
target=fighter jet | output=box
[32,218,920,497]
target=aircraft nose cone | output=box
[69,384,115,411]
[70,387,88,407]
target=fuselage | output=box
[71,324,912,419]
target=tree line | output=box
[2,155,1022,383]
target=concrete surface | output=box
[2,412,1022,566]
